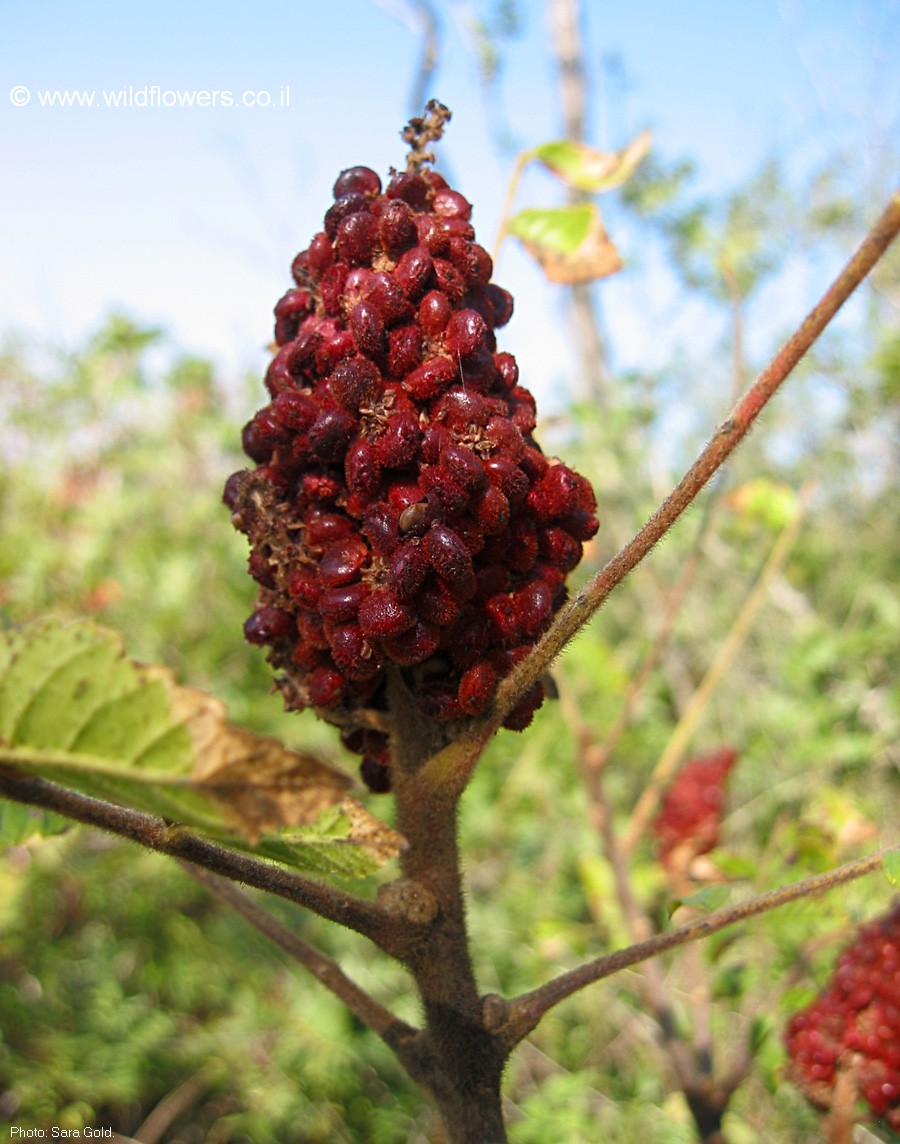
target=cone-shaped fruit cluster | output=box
[225,153,598,790]
[785,903,900,1129]
[651,747,738,872]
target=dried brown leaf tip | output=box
[340,797,407,864]
[526,214,623,284]
[146,668,353,841]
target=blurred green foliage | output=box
[1,146,898,1142]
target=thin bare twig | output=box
[620,480,813,854]
[133,1069,212,1144]
[0,769,412,956]
[492,149,529,265]
[549,0,608,400]
[183,864,418,1045]
[562,676,745,1123]
[408,0,441,118]
[497,846,896,1049]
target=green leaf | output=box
[507,205,594,255]
[670,885,730,916]
[0,619,404,873]
[531,130,651,193]
[884,849,900,889]
[0,799,69,846]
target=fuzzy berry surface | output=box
[785,903,900,1130]
[651,747,738,872]
[226,162,599,789]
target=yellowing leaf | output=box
[0,619,402,875]
[157,668,352,841]
[508,204,623,285]
[532,129,652,193]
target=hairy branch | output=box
[423,191,900,799]
[0,769,413,956]
[497,846,897,1049]
[183,864,419,1047]
[490,191,900,729]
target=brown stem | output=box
[382,675,510,1142]
[492,149,530,265]
[406,0,441,119]
[0,768,410,956]
[721,256,746,400]
[182,864,418,1049]
[497,846,896,1049]
[549,0,587,142]
[549,0,608,401]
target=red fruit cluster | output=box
[225,160,599,790]
[785,903,900,1130]
[651,747,738,871]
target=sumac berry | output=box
[424,523,475,601]
[418,290,452,337]
[333,166,382,199]
[350,300,388,358]
[243,607,294,646]
[457,661,498,715]
[444,308,488,358]
[377,410,422,469]
[388,542,430,600]
[309,407,358,461]
[307,665,347,709]
[324,192,369,239]
[358,589,417,638]
[345,439,382,498]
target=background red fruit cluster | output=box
[785,903,900,1129]
[225,164,599,789]
[651,746,738,871]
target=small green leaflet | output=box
[669,885,731,917]
[884,850,900,889]
[0,618,404,875]
[0,800,69,846]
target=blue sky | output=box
[1,0,897,406]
